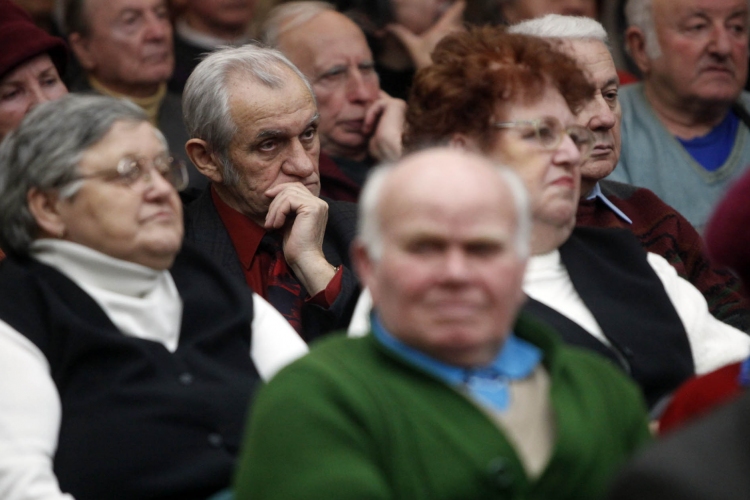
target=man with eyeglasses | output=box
[182,44,360,343]
[262,2,406,202]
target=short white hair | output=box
[357,151,532,261]
[509,13,609,47]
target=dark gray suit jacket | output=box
[608,390,750,499]
[183,186,360,342]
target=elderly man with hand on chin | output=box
[262,2,406,202]
[233,148,651,500]
[182,44,359,342]
[509,14,750,332]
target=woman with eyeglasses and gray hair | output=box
[0,93,306,500]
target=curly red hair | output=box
[404,26,594,151]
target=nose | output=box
[584,96,616,132]
[553,133,583,168]
[143,12,170,40]
[27,83,53,110]
[142,165,176,199]
[346,69,376,103]
[442,247,472,283]
[281,139,316,179]
[710,24,733,56]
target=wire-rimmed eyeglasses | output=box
[492,117,595,159]
[64,154,189,193]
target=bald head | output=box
[267,4,380,160]
[353,148,531,366]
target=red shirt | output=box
[210,186,343,309]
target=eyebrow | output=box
[254,112,321,141]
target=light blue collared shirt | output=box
[587,182,633,224]
[371,314,542,411]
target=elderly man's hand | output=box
[264,182,336,296]
[385,0,465,70]
[363,91,406,162]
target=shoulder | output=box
[324,198,358,223]
[183,187,219,229]
[321,197,358,245]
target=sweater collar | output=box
[30,239,165,298]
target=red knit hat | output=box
[705,169,750,291]
[0,0,68,81]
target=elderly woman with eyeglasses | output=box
[350,27,750,415]
[0,94,307,500]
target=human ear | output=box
[68,32,97,72]
[625,26,651,75]
[449,133,481,152]
[186,139,224,184]
[27,188,66,238]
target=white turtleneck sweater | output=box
[0,240,307,500]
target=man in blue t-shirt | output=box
[611,0,750,232]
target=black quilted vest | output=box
[523,227,694,409]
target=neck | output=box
[88,74,162,99]
[580,179,596,199]
[643,81,732,139]
[183,12,248,41]
[529,220,574,256]
[213,183,266,227]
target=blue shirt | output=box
[587,183,633,224]
[678,111,739,172]
[371,313,542,411]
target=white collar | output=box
[30,239,164,298]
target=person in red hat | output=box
[0,0,68,260]
[0,0,68,141]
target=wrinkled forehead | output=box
[653,0,750,21]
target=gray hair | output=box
[509,14,609,47]
[0,94,153,256]
[358,152,532,261]
[624,0,661,59]
[261,1,336,47]
[182,44,315,187]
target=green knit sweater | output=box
[234,313,651,500]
